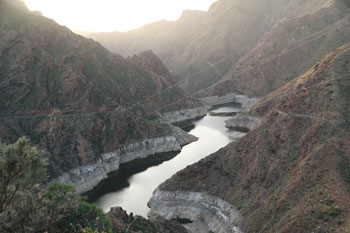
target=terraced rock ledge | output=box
[225,114,261,131]
[56,126,197,194]
[148,189,243,233]
[159,107,208,124]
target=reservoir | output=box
[87,104,245,217]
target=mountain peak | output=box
[178,10,206,21]
[128,50,173,80]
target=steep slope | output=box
[88,0,349,97]
[213,0,350,97]
[149,44,350,232]
[127,50,174,82]
[0,0,199,190]
[126,50,201,113]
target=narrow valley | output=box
[88,104,245,217]
[1,0,350,232]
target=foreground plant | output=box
[0,137,112,233]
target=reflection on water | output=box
[87,104,245,217]
[87,152,179,202]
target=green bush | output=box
[0,137,112,233]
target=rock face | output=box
[0,1,200,185]
[148,189,243,233]
[159,107,207,124]
[87,0,350,97]
[168,124,198,146]
[56,127,197,193]
[225,114,261,131]
[106,206,188,233]
[149,44,350,232]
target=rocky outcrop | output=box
[225,114,261,131]
[56,126,197,193]
[148,189,243,233]
[107,206,188,233]
[168,124,198,146]
[57,158,109,194]
[159,107,207,124]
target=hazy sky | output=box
[23,0,217,32]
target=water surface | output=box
[88,104,244,217]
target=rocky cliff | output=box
[87,0,350,98]
[0,1,200,185]
[149,44,350,232]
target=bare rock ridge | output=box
[127,50,173,82]
[0,0,203,192]
[149,44,350,232]
[88,0,350,98]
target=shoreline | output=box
[53,106,207,194]
[148,189,243,233]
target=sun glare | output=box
[23,0,217,32]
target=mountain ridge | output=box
[87,0,350,98]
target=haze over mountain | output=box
[23,0,218,32]
[88,0,350,97]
